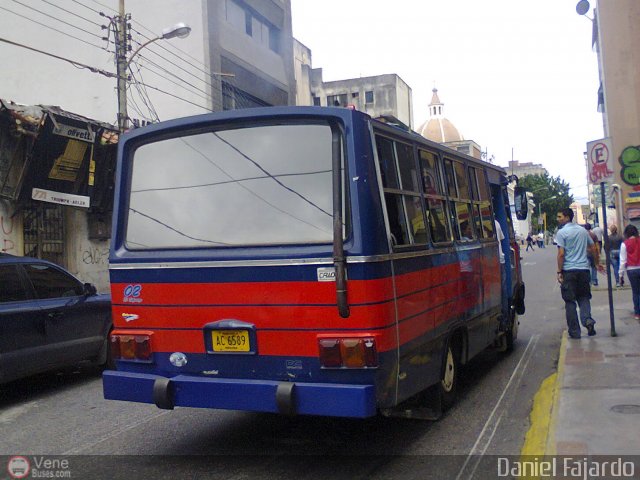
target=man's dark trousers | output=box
[560,269,595,338]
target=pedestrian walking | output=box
[526,233,535,251]
[584,223,600,286]
[592,224,604,252]
[619,224,640,320]
[537,232,544,248]
[556,208,602,338]
[605,224,624,287]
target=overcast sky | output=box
[291,0,602,202]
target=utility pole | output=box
[116,0,130,132]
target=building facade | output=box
[0,0,296,290]
[307,70,414,129]
[586,0,640,229]
[506,160,548,179]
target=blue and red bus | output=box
[103,106,526,418]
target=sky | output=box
[290,0,603,203]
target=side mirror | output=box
[514,186,528,220]
[84,283,98,296]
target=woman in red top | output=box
[620,224,640,319]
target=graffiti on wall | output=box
[82,246,109,265]
[620,146,640,185]
[1,215,15,253]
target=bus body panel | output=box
[103,106,524,418]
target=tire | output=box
[439,339,460,410]
[96,327,116,370]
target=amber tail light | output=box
[318,337,377,368]
[110,333,153,362]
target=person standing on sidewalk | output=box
[619,224,640,320]
[606,224,624,288]
[556,208,602,338]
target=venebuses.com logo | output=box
[7,456,30,479]
[6,456,71,478]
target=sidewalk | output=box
[544,284,640,454]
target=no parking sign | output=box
[587,137,614,184]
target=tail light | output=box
[318,337,377,368]
[110,332,153,362]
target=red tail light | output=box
[318,337,377,369]
[110,332,153,362]
[135,336,152,360]
[318,339,342,367]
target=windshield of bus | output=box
[126,122,335,249]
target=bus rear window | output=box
[126,123,335,249]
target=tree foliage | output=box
[519,173,573,231]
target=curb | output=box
[520,331,567,457]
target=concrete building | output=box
[0,0,296,291]
[307,70,414,129]
[416,88,482,159]
[583,0,640,229]
[506,160,548,179]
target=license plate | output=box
[211,330,250,352]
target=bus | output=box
[103,106,526,419]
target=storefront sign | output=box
[32,188,90,208]
[52,121,96,143]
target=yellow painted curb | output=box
[519,332,567,476]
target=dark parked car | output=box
[0,254,112,384]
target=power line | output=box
[132,53,216,106]
[68,0,102,15]
[0,36,116,78]
[87,0,116,14]
[34,0,103,28]
[129,208,231,246]
[132,80,211,112]
[0,4,108,52]
[213,133,333,218]
[10,0,104,41]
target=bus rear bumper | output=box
[102,371,377,418]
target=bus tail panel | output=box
[102,371,376,418]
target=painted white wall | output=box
[0,200,23,256]
[0,0,208,124]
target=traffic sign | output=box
[587,138,614,184]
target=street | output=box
[0,246,569,479]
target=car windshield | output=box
[126,123,336,249]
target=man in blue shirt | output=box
[556,208,603,338]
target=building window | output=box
[313,96,321,106]
[327,94,348,107]
[365,90,374,104]
[226,0,245,30]
[225,0,280,53]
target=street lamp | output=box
[116,21,191,132]
[538,196,557,234]
[127,23,192,65]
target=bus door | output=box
[491,183,513,318]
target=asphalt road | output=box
[0,246,566,479]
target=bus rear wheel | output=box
[439,340,460,410]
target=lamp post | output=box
[538,196,557,234]
[115,3,191,132]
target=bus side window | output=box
[470,166,493,239]
[419,150,452,244]
[476,169,494,238]
[375,135,426,246]
[444,159,475,242]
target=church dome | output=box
[416,88,464,143]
